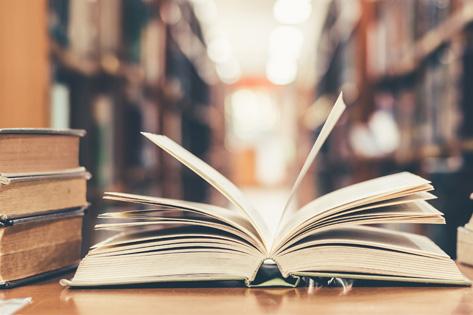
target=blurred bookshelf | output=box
[0,0,50,128]
[303,0,473,257]
[47,0,227,246]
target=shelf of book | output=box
[47,0,227,247]
[305,0,473,257]
[369,1,473,82]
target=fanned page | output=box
[141,132,271,252]
[63,192,268,286]
[276,92,346,242]
[281,92,346,216]
[275,226,469,285]
[273,172,434,252]
[101,192,267,253]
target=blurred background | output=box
[1,0,473,257]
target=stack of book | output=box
[458,194,473,267]
[0,129,89,288]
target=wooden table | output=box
[3,264,473,315]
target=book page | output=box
[275,226,470,285]
[278,92,346,229]
[285,225,450,257]
[276,200,445,255]
[273,172,432,252]
[142,132,271,252]
[65,251,262,287]
[102,192,266,252]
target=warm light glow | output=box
[273,0,312,25]
[265,57,298,85]
[191,0,218,24]
[216,57,241,84]
[266,25,303,85]
[207,37,232,63]
[229,89,279,142]
[269,26,304,60]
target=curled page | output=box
[142,133,271,253]
[280,92,347,221]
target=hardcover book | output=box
[63,94,470,287]
[0,168,90,219]
[0,208,84,288]
[0,128,85,174]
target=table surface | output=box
[3,264,473,315]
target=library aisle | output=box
[1,0,473,258]
[2,1,473,309]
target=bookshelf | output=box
[306,0,473,256]
[370,1,473,81]
[47,0,227,246]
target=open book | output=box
[63,93,470,287]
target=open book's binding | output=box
[246,261,301,288]
[253,269,471,287]
[64,92,471,288]
[61,262,301,288]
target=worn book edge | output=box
[1,265,79,289]
[0,206,87,226]
[0,128,86,137]
[0,167,91,186]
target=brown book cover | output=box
[0,207,85,288]
[0,168,90,219]
[0,128,85,174]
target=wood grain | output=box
[2,263,473,315]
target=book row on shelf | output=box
[47,0,227,243]
[302,0,473,257]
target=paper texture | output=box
[142,132,271,252]
[279,92,346,228]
